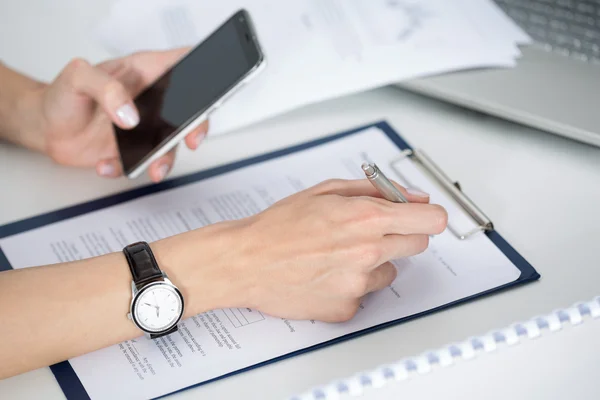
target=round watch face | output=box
[133,283,183,333]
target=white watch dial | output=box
[134,284,183,333]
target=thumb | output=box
[57,58,139,130]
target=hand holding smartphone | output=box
[113,9,266,179]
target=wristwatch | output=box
[123,241,185,339]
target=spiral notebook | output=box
[291,295,600,400]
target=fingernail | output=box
[406,188,429,198]
[157,164,170,181]
[194,132,206,148]
[116,103,139,127]
[98,163,115,177]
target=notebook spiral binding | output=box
[290,296,600,400]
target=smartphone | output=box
[114,9,266,179]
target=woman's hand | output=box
[20,48,207,182]
[163,179,448,323]
[0,177,447,378]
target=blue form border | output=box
[0,120,540,400]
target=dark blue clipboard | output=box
[0,120,540,400]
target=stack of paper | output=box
[94,0,531,136]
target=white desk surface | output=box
[1,1,600,400]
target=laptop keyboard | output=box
[495,0,600,64]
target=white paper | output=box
[93,0,526,136]
[458,0,532,59]
[0,126,522,400]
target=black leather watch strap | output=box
[149,325,178,339]
[123,242,163,289]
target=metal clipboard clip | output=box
[389,149,494,240]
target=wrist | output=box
[0,63,47,152]
[150,220,253,318]
[12,85,47,153]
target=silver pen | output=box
[361,162,408,203]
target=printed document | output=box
[0,127,522,400]
[94,0,528,136]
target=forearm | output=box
[0,221,245,379]
[0,252,138,378]
[0,62,46,152]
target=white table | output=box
[2,1,600,399]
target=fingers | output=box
[183,119,210,150]
[148,148,177,183]
[313,179,430,204]
[96,150,177,182]
[97,47,191,97]
[60,58,140,130]
[96,158,123,178]
[96,57,145,97]
[384,203,448,235]
[365,262,398,293]
[155,47,191,69]
[314,179,447,236]
[404,187,430,203]
[376,234,430,266]
[313,299,362,323]
[315,263,397,323]
[340,198,447,237]
[128,47,191,86]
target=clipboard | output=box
[0,120,540,400]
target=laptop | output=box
[396,0,600,148]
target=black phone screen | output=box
[114,9,262,174]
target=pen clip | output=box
[390,149,494,240]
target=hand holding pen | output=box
[362,161,441,240]
[362,162,429,204]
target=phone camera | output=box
[239,16,245,22]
